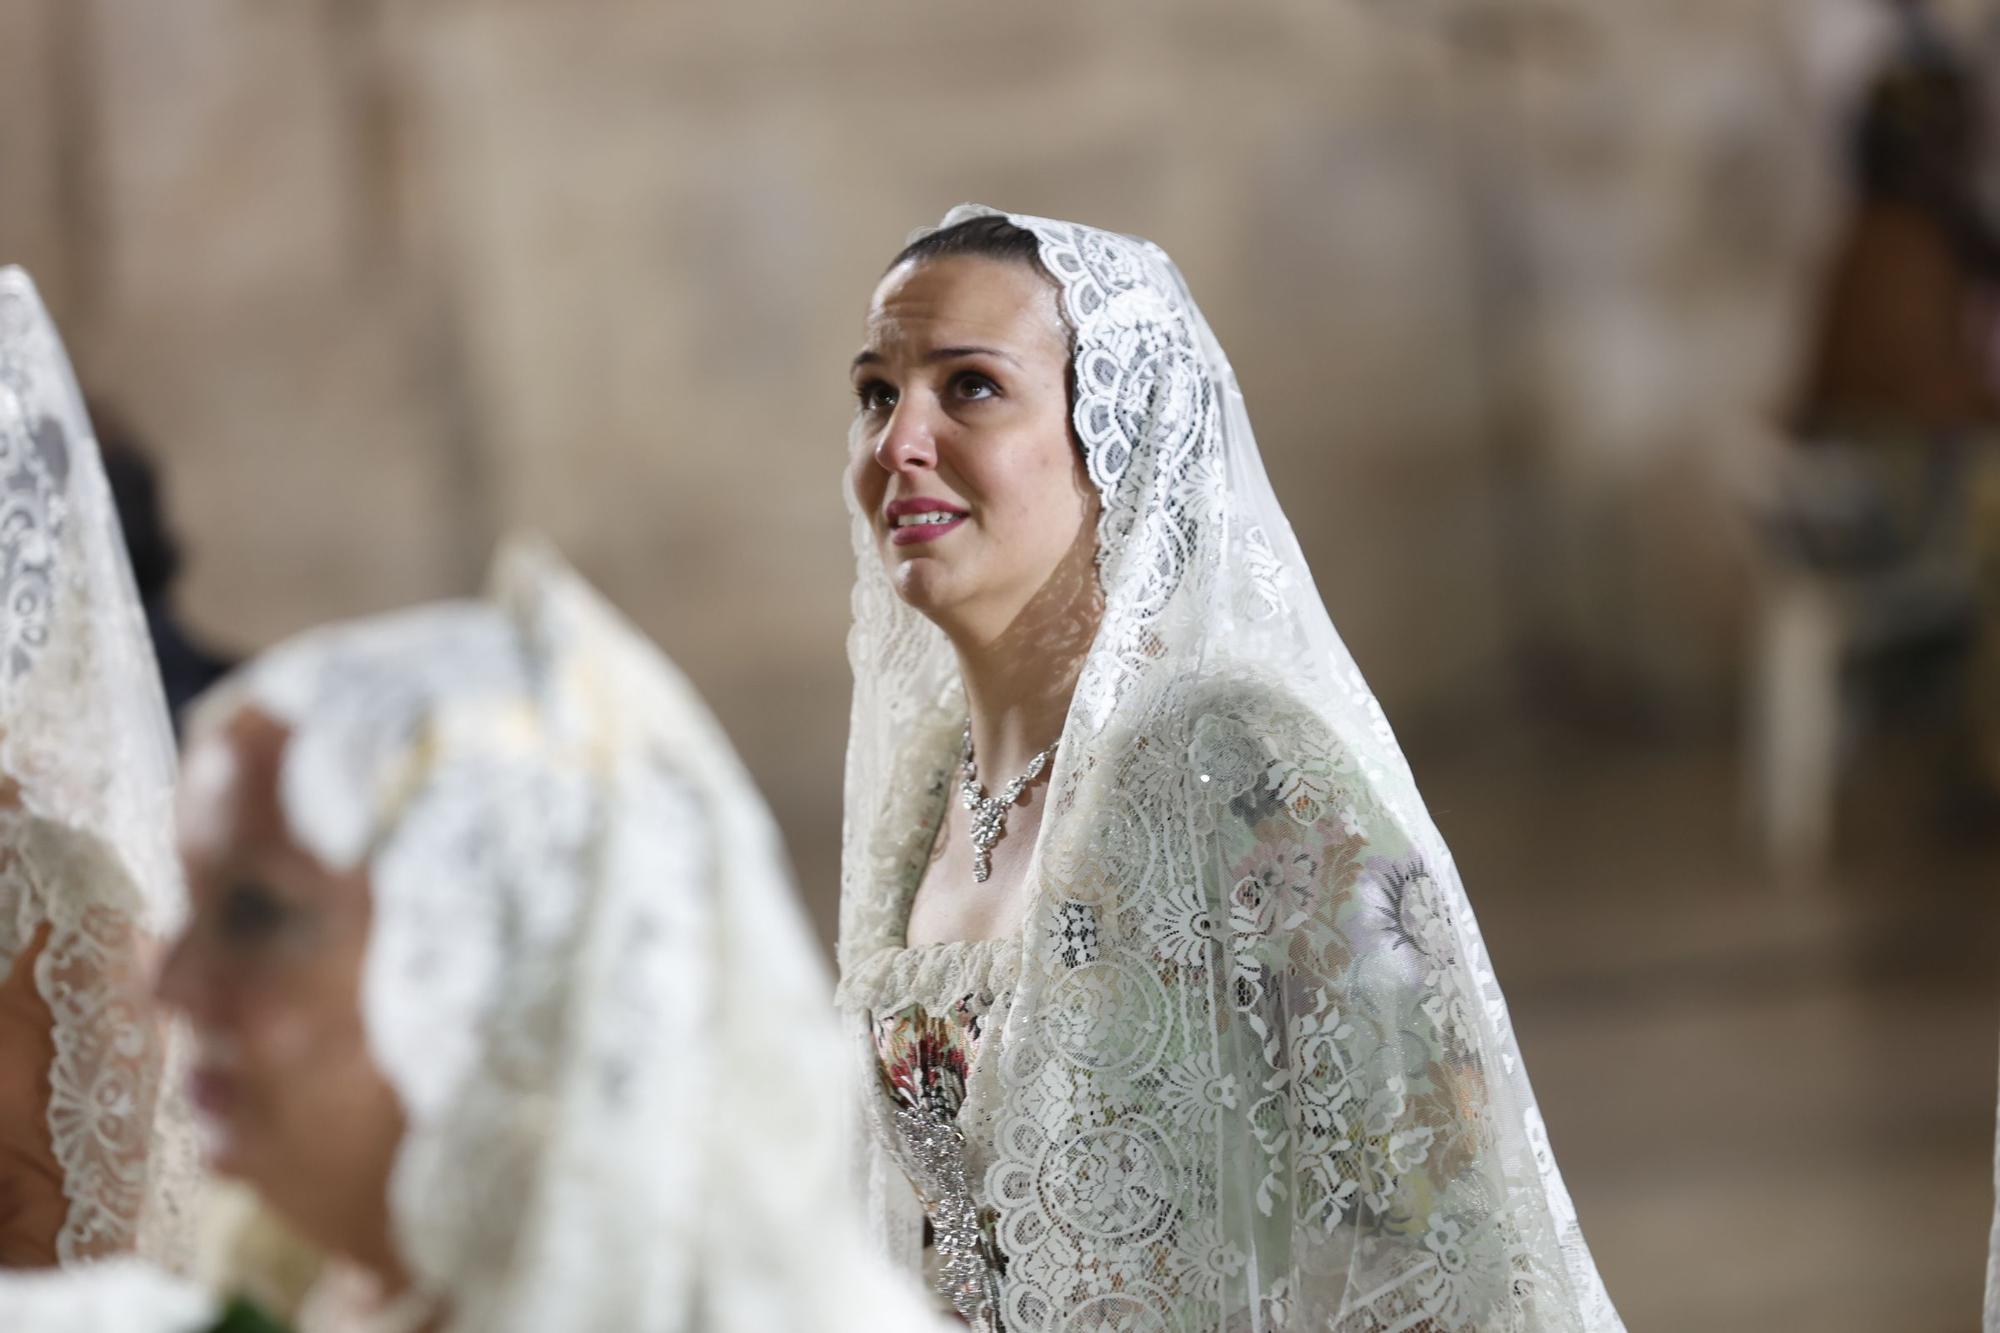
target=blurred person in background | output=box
[1,541,941,1333]
[836,209,1623,1333]
[0,268,200,1273]
[90,402,237,733]
[1778,0,2000,825]
[1795,0,1998,475]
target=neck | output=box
[945,522,1103,781]
[957,648,1079,784]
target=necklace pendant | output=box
[958,724,1057,890]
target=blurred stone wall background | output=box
[14,3,2000,1329]
[0,0,1896,908]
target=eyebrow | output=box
[850,345,1021,372]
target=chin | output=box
[888,555,962,618]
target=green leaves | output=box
[207,1296,292,1333]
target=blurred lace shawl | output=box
[191,540,936,1333]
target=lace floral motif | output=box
[0,267,198,1271]
[839,212,1622,1332]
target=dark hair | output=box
[889,215,1048,278]
[87,399,181,603]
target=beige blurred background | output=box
[4,0,1999,1328]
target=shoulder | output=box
[1176,670,1323,734]
[1143,669,1393,832]
[1155,668,1337,770]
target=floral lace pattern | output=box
[0,267,198,1271]
[839,212,1622,1332]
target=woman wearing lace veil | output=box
[0,540,942,1332]
[835,208,1625,1332]
[0,267,199,1270]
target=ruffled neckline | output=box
[835,935,1023,1016]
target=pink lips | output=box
[885,496,968,546]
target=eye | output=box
[216,880,293,947]
[855,379,898,414]
[950,371,999,402]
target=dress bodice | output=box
[847,935,1020,1332]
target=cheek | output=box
[228,940,375,1106]
[218,966,404,1211]
[847,432,886,505]
[972,430,1088,536]
[231,973,369,1092]
[232,978,399,1194]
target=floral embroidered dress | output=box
[870,970,1014,1330]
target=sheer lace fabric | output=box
[193,540,938,1333]
[838,209,1624,1332]
[0,267,198,1270]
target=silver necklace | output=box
[959,724,1057,883]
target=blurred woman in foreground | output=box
[2,540,938,1332]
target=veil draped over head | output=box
[838,209,1624,1332]
[181,541,936,1333]
[0,267,199,1268]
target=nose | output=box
[873,397,939,474]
